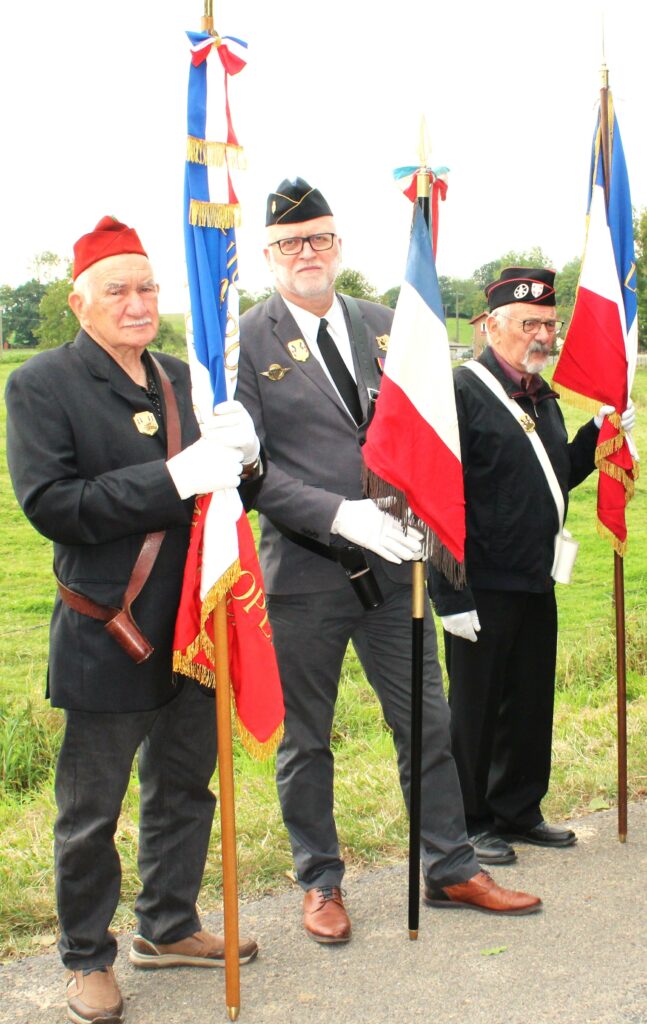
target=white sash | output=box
[463,360,578,583]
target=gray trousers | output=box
[268,564,479,891]
[54,679,217,971]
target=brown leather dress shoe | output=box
[65,966,124,1024]
[128,929,258,968]
[424,870,542,915]
[303,886,351,943]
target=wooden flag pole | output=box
[212,598,241,1019]
[200,3,242,1010]
[599,63,628,843]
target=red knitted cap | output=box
[72,216,148,279]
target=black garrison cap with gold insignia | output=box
[266,177,333,226]
[485,267,556,311]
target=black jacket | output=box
[430,347,598,615]
[5,331,201,712]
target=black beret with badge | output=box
[485,266,556,311]
[266,177,333,226]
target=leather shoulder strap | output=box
[337,294,382,398]
[149,354,181,458]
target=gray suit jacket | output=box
[236,291,411,594]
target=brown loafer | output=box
[303,886,351,943]
[424,870,542,915]
[128,929,258,968]
[65,966,124,1024]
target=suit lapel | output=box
[269,294,348,415]
[73,330,167,449]
[268,293,363,422]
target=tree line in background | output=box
[3,208,646,353]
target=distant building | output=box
[470,312,488,358]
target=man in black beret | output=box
[236,182,543,943]
[429,266,636,865]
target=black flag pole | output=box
[599,61,628,843]
[407,160,432,940]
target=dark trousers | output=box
[54,679,217,971]
[268,564,479,892]
[446,588,558,833]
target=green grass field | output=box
[0,355,645,960]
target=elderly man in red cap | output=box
[429,267,636,867]
[6,217,260,1024]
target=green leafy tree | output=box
[34,278,76,348]
[555,257,581,327]
[0,279,47,346]
[29,251,71,285]
[239,287,273,315]
[472,248,554,292]
[335,268,377,301]
[154,319,187,355]
[380,286,400,309]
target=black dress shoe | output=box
[497,820,577,848]
[469,830,517,865]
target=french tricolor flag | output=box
[553,99,638,555]
[363,205,465,584]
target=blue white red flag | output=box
[362,204,465,584]
[553,93,638,555]
[173,32,284,756]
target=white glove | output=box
[201,400,260,465]
[620,399,636,432]
[594,400,636,432]
[167,437,243,499]
[331,499,423,564]
[441,610,481,643]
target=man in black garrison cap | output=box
[429,266,636,866]
[236,181,543,944]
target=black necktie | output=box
[317,318,363,425]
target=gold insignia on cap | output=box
[133,411,159,436]
[287,338,310,362]
[519,413,535,433]
[376,334,389,352]
[272,200,277,214]
[261,363,292,381]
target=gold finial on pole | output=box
[417,115,431,169]
[600,12,608,88]
[417,115,431,198]
[202,0,214,33]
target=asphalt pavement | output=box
[2,801,646,1024]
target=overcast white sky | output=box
[1,1,645,312]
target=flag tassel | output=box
[362,467,466,588]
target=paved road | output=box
[2,802,646,1024]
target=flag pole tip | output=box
[618,833,627,844]
[227,1006,240,1021]
[408,929,419,941]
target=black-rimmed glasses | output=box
[268,233,336,256]
[497,313,564,335]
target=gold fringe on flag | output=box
[187,136,246,169]
[235,718,283,761]
[362,467,466,589]
[172,559,284,760]
[551,381,604,419]
[597,518,628,557]
[189,199,242,229]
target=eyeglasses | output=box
[268,233,336,256]
[497,313,564,335]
